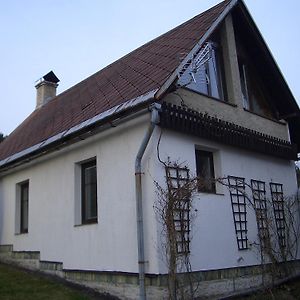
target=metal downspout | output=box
[135,103,160,300]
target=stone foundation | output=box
[1,244,299,299]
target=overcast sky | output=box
[0,0,299,135]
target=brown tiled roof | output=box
[0,0,231,162]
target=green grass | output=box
[0,263,100,300]
[2,262,300,300]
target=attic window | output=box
[178,41,227,101]
[236,39,276,119]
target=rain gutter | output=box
[0,89,158,173]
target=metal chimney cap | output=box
[35,71,60,88]
[42,71,60,84]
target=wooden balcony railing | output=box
[159,102,297,160]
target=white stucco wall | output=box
[0,113,298,276]
[0,113,160,274]
[152,128,298,274]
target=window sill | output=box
[15,232,28,236]
[243,108,286,125]
[197,192,225,196]
[74,222,98,227]
[182,87,237,107]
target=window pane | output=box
[208,47,223,99]
[179,41,226,101]
[82,160,98,223]
[239,63,250,110]
[20,182,29,233]
[195,150,215,193]
[237,41,275,119]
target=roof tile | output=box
[0,0,231,161]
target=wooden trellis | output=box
[228,176,248,250]
[270,183,286,248]
[165,165,191,255]
[251,180,269,247]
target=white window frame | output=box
[15,180,29,234]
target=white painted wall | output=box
[0,113,298,276]
[0,113,160,274]
[152,128,298,274]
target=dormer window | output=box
[178,40,227,101]
[238,57,276,119]
[236,34,276,119]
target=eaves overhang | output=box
[232,1,300,116]
[288,116,300,154]
[153,0,300,120]
[232,1,300,148]
[0,89,158,173]
[153,0,300,151]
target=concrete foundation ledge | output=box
[11,251,40,260]
[0,245,13,253]
[40,261,63,271]
[1,244,300,299]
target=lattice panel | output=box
[165,165,191,254]
[228,176,248,250]
[270,183,286,248]
[251,180,268,246]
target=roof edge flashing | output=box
[235,0,299,112]
[0,89,158,171]
[155,0,239,100]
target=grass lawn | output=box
[2,261,300,300]
[0,263,114,300]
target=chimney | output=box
[35,71,60,109]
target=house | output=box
[0,0,300,299]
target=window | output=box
[239,62,250,110]
[19,181,29,234]
[236,38,276,119]
[178,41,227,101]
[81,159,98,224]
[195,149,215,193]
[238,60,274,118]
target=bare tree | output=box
[217,176,300,281]
[155,130,299,297]
[155,171,300,299]
[154,156,217,299]
[154,160,204,300]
